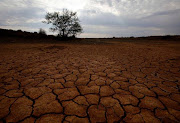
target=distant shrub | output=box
[17,29,22,32]
[39,28,46,35]
[162,35,171,40]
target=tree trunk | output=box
[62,29,65,37]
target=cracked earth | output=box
[0,41,180,123]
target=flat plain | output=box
[0,39,180,122]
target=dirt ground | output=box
[0,40,180,123]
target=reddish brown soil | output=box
[0,40,180,123]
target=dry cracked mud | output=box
[0,41,180,123]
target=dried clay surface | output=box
[0,41,180,123]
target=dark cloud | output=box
[143,9,180,19]
[81,8,180,28]
[0,7,45,25]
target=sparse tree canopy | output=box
[43,9,83,38]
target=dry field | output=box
[0,39,180,122]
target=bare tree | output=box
[43,9,83,38]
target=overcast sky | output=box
[0,0,180,38]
